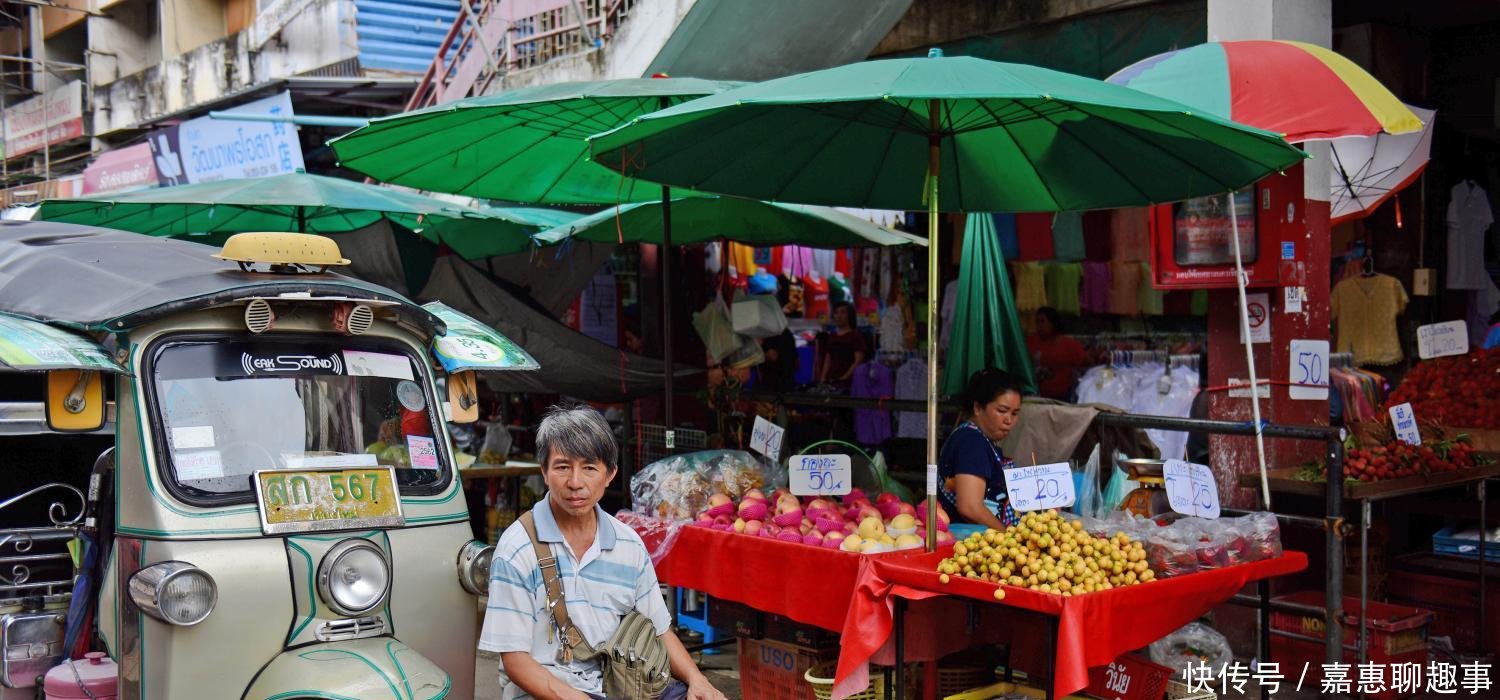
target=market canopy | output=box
[34,172,562,250]
[530,197,927,250]
[328,78,744,204]
[1107,40,1423,142]
[941,212,1034,395]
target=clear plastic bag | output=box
[693,294,741,364]
[1240,511,1283,561]
[1146,529,1199,578]
[478,420,512,465]
[1074,445,1103,517]
[1149,621,1235,680]
[630,449,786,521]
[614,511,687,565]
[1101,451,1135,512]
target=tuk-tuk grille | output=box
[315,615,385,642]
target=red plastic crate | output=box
[1270,591,1434,700]
[1083,653,1173,700]
[739,637,837,700]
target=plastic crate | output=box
[1082,653,1173,700]
[1270,591,1434,700]
[1432,526,1500,560]
[1165,680,1216,700]
[942,681,1092,700]
[740,638,837,700]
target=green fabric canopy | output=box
[35,172,572,256]
[588,54,1305,212]
[941,213,1035,396]
[328,78,743,204]
[532,197,926,249]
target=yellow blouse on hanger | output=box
[1330,273,1409,366]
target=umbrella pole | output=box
[925,103,940,552]
[661,183,676,453]
[1228,190,1271,510]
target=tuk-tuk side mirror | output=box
[46,370,105,432]
[447,371,479,424]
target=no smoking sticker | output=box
[1240,292,1270,344]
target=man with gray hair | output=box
[479,404,726,700]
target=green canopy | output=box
[532,197,926,249]
[35,172,569,254]
[940,213,1035,396]
[328,78,743,204]
[435,205,584,259]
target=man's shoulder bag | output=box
[520,511,673,700]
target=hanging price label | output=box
[1002,462,1076,512]
[1163,459,1220,519]
[1288,339,1329,401]
[1416,320,1468,360]
[789,454,851,496]
[1388,402,1421,446]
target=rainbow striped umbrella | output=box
[1108,40,1422,142]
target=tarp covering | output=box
[417,256,699,402]
[0,221,437,335]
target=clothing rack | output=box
[1108,349,1167,367]
[1169,353,1202,373]
[1330,352,1355,369]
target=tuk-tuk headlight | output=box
[318,539,391,617]
[129,561,217,626]
[458,540,494,596]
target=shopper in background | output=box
[937,369,1024,529]
[817,302,867,389]
[1026,306,1089,400]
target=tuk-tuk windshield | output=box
[149,336,448,500]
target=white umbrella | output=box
[1330,105,1435,225]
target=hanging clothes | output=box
[1052,212,1086,262]
[1016,213,1055,261]
[1080,261,1112,313]
[1107,260,1140,316]
[828,272,853,306]
[1138,262,1164,316]
[1111,208,1151,262]
[939,279,959,348]
[1330,273,1409,366]
[1446,180,1494,291]
[992,213,1020,260]
[895,357,928,439]
[727,242,758,280]
[1083,211,1113,261]
[1077,360,1198,459]
[812,248,838,279]
[850,360,894,446]
[879,305,906,353]
[1010,261,1048,312]
[1045,262,1083,316]
[878,247,895,306]
[803,272,831,322]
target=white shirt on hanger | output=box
[1446,180,1494,291]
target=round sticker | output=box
[396,381,427,412]
[437,335,506,365]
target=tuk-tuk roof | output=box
[0,221,443,336]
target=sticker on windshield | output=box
[286,454,379,469]
[343,350,414,381]
[170,425,215,450]
[396,381,427,412]
[406,435,439,470]
[175,449,225,480]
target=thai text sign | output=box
[4,80,84,158]
[150,91,305,186]
[789,454,851,496]
[1003,462,1076,512]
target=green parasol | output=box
[589,50,1306,550]
[327,78,743,204]
[940,213,1035,397]
[531,197,926,249]
[35,172,564,253]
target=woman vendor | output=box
[937,368,1024,529]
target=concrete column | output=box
[1204,0,1333,508]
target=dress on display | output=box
[1330,273,1409,366]
[1446,180,1494,291]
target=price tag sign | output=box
[1417,320,1469,360]
[1002,462,1075,512]
[1388,402,1422,445]
[749,416,784,462]
[1163,459,1220,519]
[1288,339,1329,400]
[789,454,851,496]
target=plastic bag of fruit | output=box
[1149,621,1234,680]
[1145,529,1199,578]
[1240,511,1283,561]
[630,450,785,521]
[614,511,686,564]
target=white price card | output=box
[789,454,852,496]
[1417,320,1469,360]
[1002,462,1076,513]
[1163,459,1220,519]
[1288,339,1329,401]
[1388,402,1422,446]
[749,416,785,462]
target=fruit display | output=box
[690,487,956,552]
[1142,513,1281,577]
[1298,427,1491,483]
[1386,348,1500,429]
[630,450,773,520]
[934,509,1156,597]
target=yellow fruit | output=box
[939,573,950,584]
[993,588,1006,601]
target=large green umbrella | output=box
[590,50,1306,552]
[531,197,926,249]
[35,172,560,251]
[941,213,1035,397]
[327,78,743,204]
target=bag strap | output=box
[519,511,589,663]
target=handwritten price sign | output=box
[749,416,785,462]
[789,454,851,496]
[1288,339,1329,401]
[1417,320,1468,360]
[1388,402,1421,446]
[1163,459,1220,519]
[1002,462,1076,512]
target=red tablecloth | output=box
[653,525,928,631]
[833,550,1308,700]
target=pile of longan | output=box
[936,510,1156,599]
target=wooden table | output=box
[458,462,541,481]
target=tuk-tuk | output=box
[0,221,538,699]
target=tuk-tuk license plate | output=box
[253,467,405,534]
